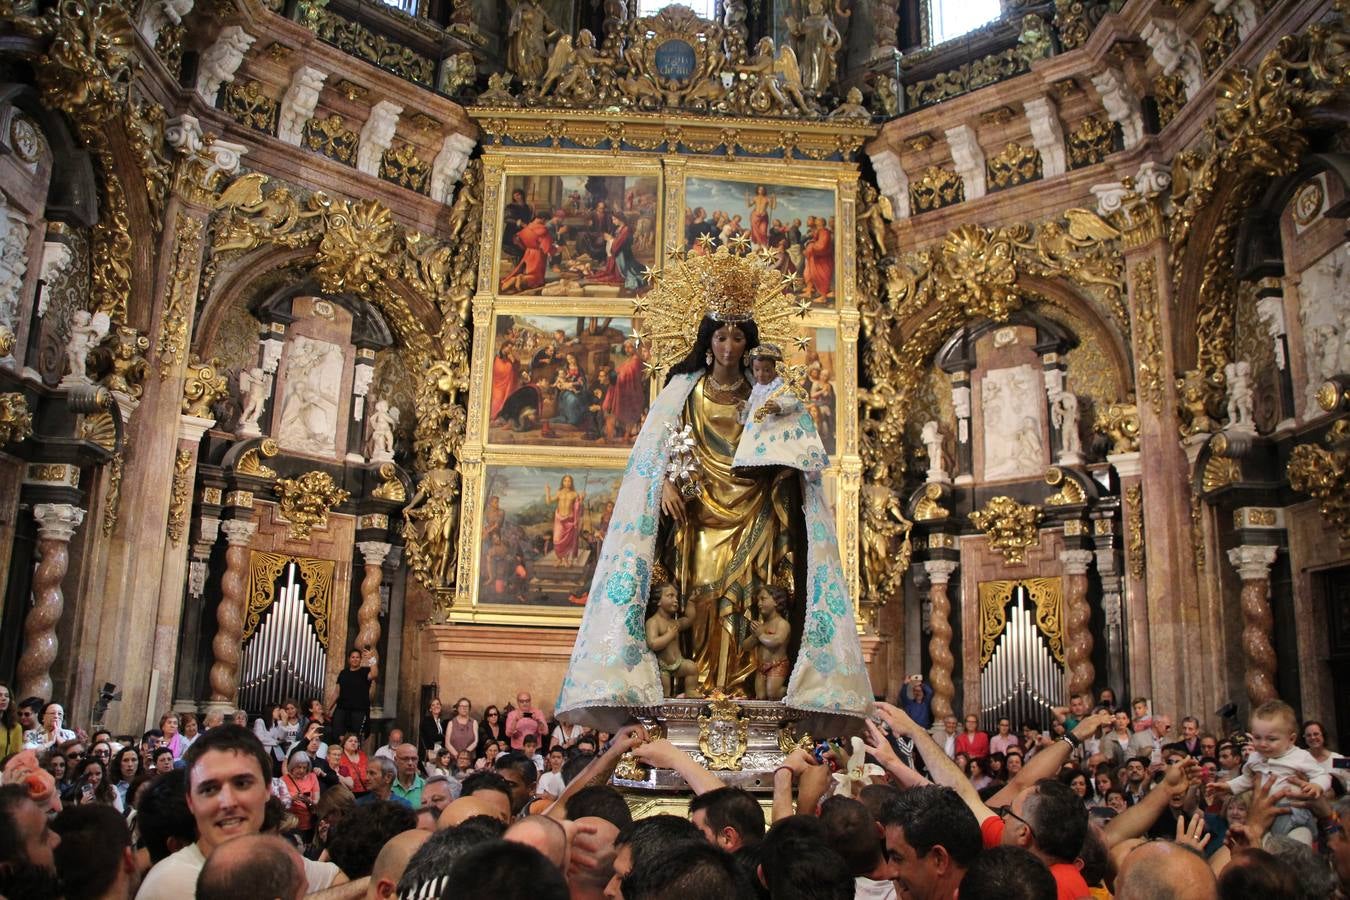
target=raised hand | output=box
[1174,812,1211,853]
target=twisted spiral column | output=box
[1060,549,1096,696]
[924,560,959,721]
[1227,545,1279,707]
[355,541,391,655]
[209,519,258,703]
[16,504,85,700]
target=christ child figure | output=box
[741,342,788,424]
[741,584,791,700]
[645,582,697,698]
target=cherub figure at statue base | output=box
[740,584,791,701]
[646,581,699,698]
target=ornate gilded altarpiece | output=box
[450,112,872,626]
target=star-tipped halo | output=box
[634,244,802,376]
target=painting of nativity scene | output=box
[477,466,623,607]
[487,314,651,448]
[497,174,659,297]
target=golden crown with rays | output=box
[633,240,811,375]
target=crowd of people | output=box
[2,669,1349,899]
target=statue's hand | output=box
[661,480,687,525]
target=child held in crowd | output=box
[1206,699,1329,844]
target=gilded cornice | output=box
[470,107,874,162]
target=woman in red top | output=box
[955,713,990,759]
[336,732,369,795]
[283,750,321,838]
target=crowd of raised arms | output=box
[2,669,1348,900]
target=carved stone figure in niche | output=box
[1297,242,1350,417]
[505,0,560,87]
[277,335,344,456]
[236,365,270,436]
[366,398,398,462]
[405,468,460,586]
[1052,391,1082,461]
[784,0,845,97]
[645,581,696,698]
[981,364,1045,481]
[1224,361,1256,433]
[63,310,110,385]
[921,419,949,483]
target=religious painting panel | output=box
[485,312,651,449]
[681,175,839,309]
[496,172,660,298]
[788,323,839,457]
[473,462,624,615]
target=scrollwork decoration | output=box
[274,471,350,541]
[1287,420,1350,541]
[970,496,1043,565]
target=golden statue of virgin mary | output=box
[557,246,872,732]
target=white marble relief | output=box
[981,363,1046,481]
[276,335,344,455]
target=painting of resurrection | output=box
[477,465,624,607]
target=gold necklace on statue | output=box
[706,372,746,393]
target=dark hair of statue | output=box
[665,316,761,384]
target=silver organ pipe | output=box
[979,585,1065,733]
[241,563,329,714]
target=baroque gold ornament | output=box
[1287,421,1350,541]
[697,691,749,771]
[209,172,477,474]
[1170,18,1350,417]
[166,448,193,546]
[275,471,351,541]
[182,356,228,418]
[970,496,1042,566]
[1094,400,1141,455]
[0,393,34,444]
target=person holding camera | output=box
[328,647,378,741]
[898,674,934,729]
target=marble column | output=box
[924,560,959,721]
[1094,164,1205,717]
[1226,545,1279,708]
[1060,549,1096,696]
[88,117,246,733]
[207,518,258,708]
[150,413,215,713]
[16,504,86,700]
[355,541,391,655]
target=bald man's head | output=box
[438,795,509,829]
[197,835,306,900]
[1115,841,1217,900]
[567,815,618,897]
[505,815,569,870]
[367,828,430,900]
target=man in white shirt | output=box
[135,725,342,899]
[373,728,405,762]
